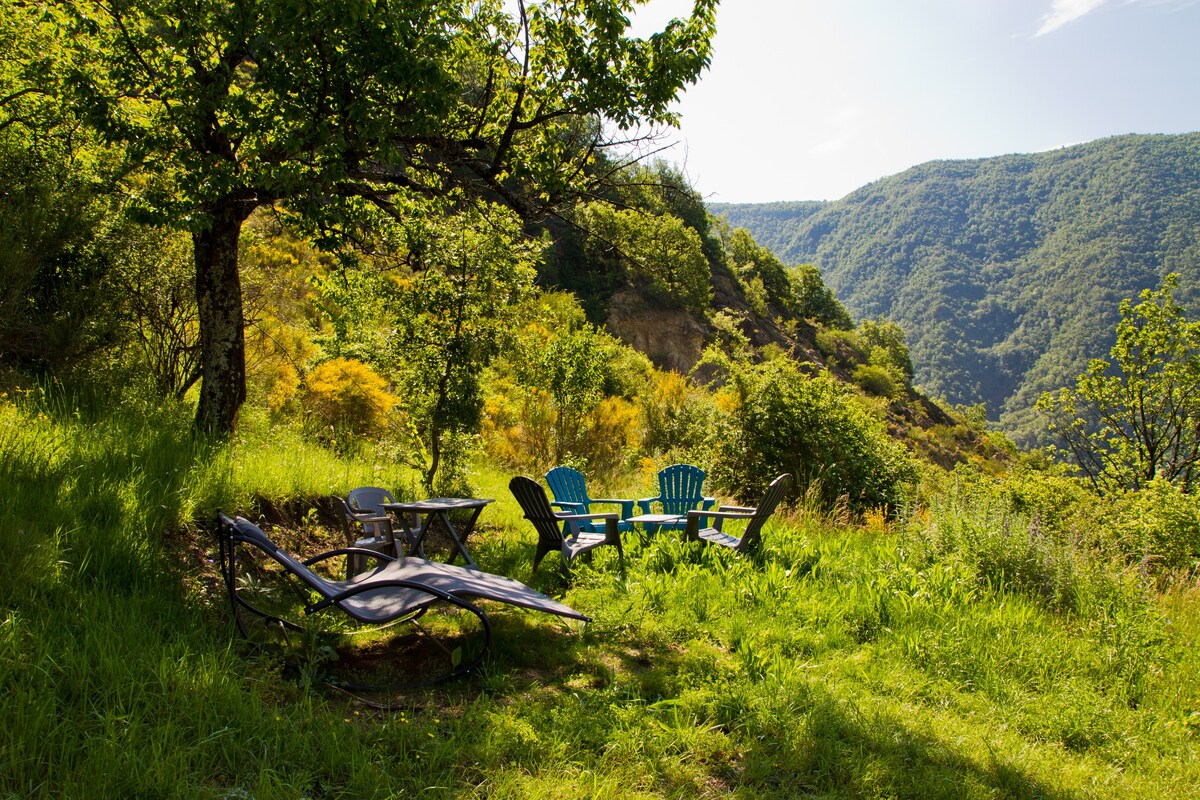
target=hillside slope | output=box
[714,133,1200,445]
[707,200,827,256]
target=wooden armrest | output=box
[686,509,754,520]
[718,505,756,513]
[559,512,620,521]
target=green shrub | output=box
[713,360,915,512]
[813,327,866,363]
[639,370,721,458]
[852,364,898,398]
[905,466,1157,614]
[1104,479,1200,573]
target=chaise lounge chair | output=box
[215,513,589,683]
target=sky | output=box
[626,0,1200,202]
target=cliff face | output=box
[605,267,830,376]
[605,290,708,373]
[602,272,1001,470]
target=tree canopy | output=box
[57,0,718,433]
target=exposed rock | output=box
[605,290,709,374]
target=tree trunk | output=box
[193,201,255,435]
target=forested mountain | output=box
[707,200,827,257]
[713,133,1200,445]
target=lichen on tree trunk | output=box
[193,201,255,435]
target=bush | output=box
[580,396,641,479]
[814,328,866,363]
[852,364,898,398]
[713,360,915,512]
[908,467,1108,614]
[994,469,1094,535]
[1104,479,1200,573]
[481,379,641,483]
[639,370,721,458]
[302,358,396,438]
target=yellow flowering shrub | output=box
[246,318,317,415]
[303,358,396,436]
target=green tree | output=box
[386,205,537,494]
[60,0,717,434]
[723,227,791,314]
[574,202,712,311]
[111,224,202,399]
[858,317,914,387]
[0,1,123,370]
[515,327,606,463]
[1037,274,1200,493]
[788,263,852,328]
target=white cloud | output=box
[1036,0,1109,35]
[1036,0,1197,35]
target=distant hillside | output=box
[714,133,1200,445]
[708,200,827,256]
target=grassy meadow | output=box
[2,389,1199,799]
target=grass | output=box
[2,392,1199,798]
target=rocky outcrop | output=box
[605,290,709,374]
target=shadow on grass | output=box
[737,686,1069,800]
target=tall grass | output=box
[2,391,1198,798]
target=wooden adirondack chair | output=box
[638,464,716,533]
[545,466,635,534]
[509,476,624,574]
[683,474,793,553]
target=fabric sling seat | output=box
[216,513,588,683]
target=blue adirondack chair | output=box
[545,466,635,533]
[638,463,715,533]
